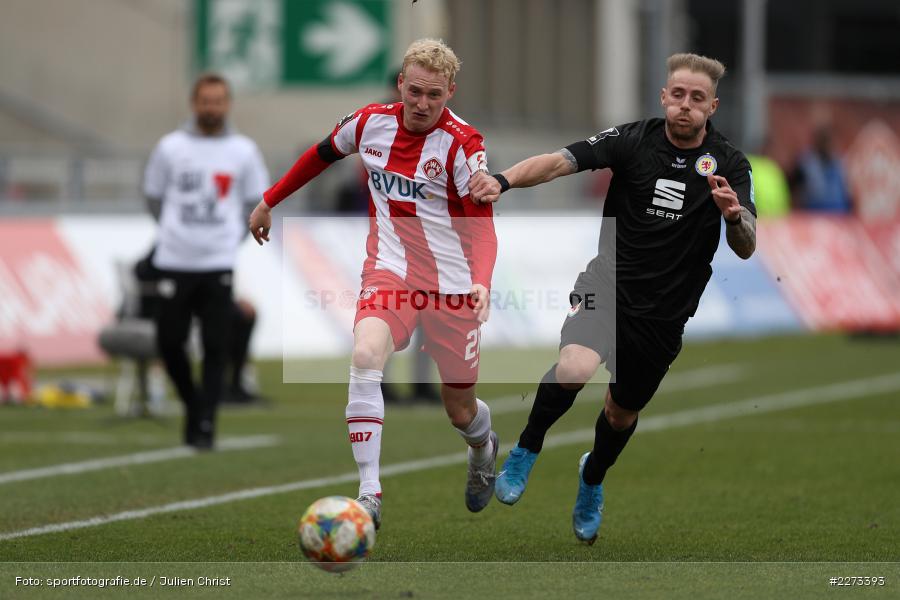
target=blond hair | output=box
[401,38,461,84]
[666,53,726,91]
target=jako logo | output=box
[370,170,427,200]
[364,147,383,157]
[652,178,686,210]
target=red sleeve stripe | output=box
[263,144,332,208]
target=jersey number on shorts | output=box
[464,328,480,361]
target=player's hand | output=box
[248,200,272,245]
[707,175,741,223]
[469,283,491,323]
[469,171,501,205]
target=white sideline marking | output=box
[540,372,900,447]
[2,372,898,542]
[488,364,746,415]
[0,435,280,486]
[0,432,170,446]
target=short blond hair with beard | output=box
[666,53,726,92]
[401,38,461,84]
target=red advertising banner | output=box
[0,220,111,365]
[757,216,900,331]
[861,219,900,280]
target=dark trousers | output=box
[155,270,232,445]
[228,301,255,392]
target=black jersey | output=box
[565,118,756,323]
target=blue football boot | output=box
[572,452,604,544]
[494,444,539,505]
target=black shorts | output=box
[559,271,684,411]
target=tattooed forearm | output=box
[503,150,578,188]
[556,148,579,175]
[726,206,756,259]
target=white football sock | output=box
[456,398,493,467]
[346,366,384,497]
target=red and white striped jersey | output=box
[327,103,496,294]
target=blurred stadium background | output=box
[1,1,899,598]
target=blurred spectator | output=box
[143,73,270,448]
[791,126,853,214]
[747,138,790,218]
[134,248,265,406]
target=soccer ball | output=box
[298,496,376,572]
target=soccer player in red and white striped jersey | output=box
[249,39,500,528]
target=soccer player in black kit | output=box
[469,53,758,543]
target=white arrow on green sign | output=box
[302,1,385,79]
[196,0,391,87]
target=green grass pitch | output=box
[1,333,898,599]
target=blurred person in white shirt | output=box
[143,73,269,449]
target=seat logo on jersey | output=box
[695,154,718,176]
[652,179,686,209]
[369,170,427,200]
[649,178,686,220]
[587,127,619,145]
[422,157,444,180]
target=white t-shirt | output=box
[143,126,269,272]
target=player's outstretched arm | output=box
[249,137,345,244]
[470,149,578,204]
[505,149,580,188]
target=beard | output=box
[196,113,225,133]
[666,116,704,143]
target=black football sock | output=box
[518,364,582,453]
[582,409,638,486]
